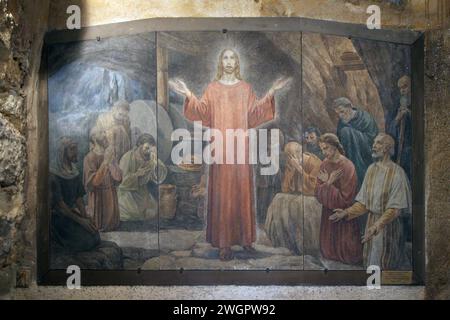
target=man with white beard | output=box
[329,133,411,270]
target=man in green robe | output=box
[118,134,167,221]
[333,97,379,188]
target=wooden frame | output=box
[36,18,424,286]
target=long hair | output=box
[319,133,345,156]
[215,49,242,81]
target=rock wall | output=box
[0,0,49,298]
[0,0,449,300]
[424,29,450,300]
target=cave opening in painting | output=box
[47,30,413,273]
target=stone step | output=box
[100,229,204,252]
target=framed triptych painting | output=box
[37,18,424,286]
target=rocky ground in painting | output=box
[50,241,124,270]
[100,226,364,271]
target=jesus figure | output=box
[169,48,290,261]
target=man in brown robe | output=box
[169,49,290,260]
[315,133,363,266]
[83,128,122,232]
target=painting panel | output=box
[44,26,416,278]
[302,32,412,271]
[48,33,160,270]
[158,31,304,270]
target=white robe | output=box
[355,161,411,269]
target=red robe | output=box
[315,156,363,265]
[184,80,275,248]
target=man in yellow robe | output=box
[281,141,322,196]
[265,141,322,255]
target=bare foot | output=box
[243,245,257,254]
[219,247,233,261]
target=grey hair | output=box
[332,97,353,110]
[377,133,395,156]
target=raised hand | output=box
[169,78,192,98]
[268,76,292,96]
[287,154,303,174]
[329,209,348,222]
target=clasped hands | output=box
[102,146,116,166]
[136,161,155,177]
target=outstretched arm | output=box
[266,77,292,98]
[169,78,211,126]
[248,77,292,128]
[329,202,367,223]
[362,208,400,243]
[169,78,192,99]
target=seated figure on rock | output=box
[265,141,322,255]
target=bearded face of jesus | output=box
[216,49,242,80]
[222,50,237,74]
